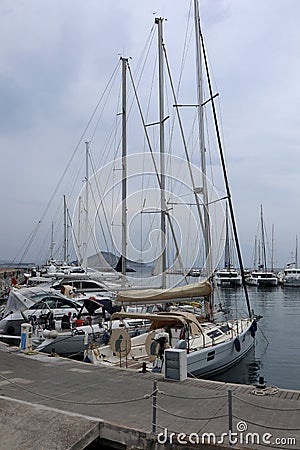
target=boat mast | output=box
[260,204,267,271]
[194,0,213,320]
[271,223,275,272]
[50,221,55,261]
[121,57,128,282]
[224,203,230,270]
[63,195,68,264]
[82,141,89,273]
[194,0,211,276]
[77,196,82,265]
[253,235,257,269]
[296,235,298,268]
[155,17,167,289]
[198,3,252,318]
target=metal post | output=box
[152,380,157,434]
[228,389,233,445]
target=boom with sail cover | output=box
[115,279,211,304]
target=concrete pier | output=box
[0,342,299,449]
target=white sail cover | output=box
[115,280,211,304]
[2,286,53,317]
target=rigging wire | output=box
[11,61,121,265]
[127,63,188,283]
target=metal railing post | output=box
[152,380,157,434]
[228,388,233,445]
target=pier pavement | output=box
[0,342,299,449]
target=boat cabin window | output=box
[207,330,223,339]
[220,325,230,333]
[28,296,79,310]
[56,298,80,308]
[29,299,57,309]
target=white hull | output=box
[34,332,92,355]
[33,319,150,356]
[283,279,300,287]
[34,324,104,356]
[87,316,256,379]
[187,323,254,377]
[215,278,242,287]
[214,270,242,287]
[282,268,300,287]
[246,273,278,287]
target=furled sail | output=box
[115,279,211,304]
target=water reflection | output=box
[202,346,261,386]
[206,285,300,390]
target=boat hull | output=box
[215,278,242,287]
[283,272,300,287]
[187,323,254,378]
[34,332,91,356]
[33,324,105,356]
[247,277,278,287]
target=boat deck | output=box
[0,342,299,449]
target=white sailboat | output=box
[214,204,242,287]
[84,0,259,378]
[247,205,278,286]
[280,236,300,287]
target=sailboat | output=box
[247,205,278,286]
[280,236,300,287]
[84,0,259,378]
[214,204,242,287]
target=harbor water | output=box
[128,268,300,391]
[210,285,300,391]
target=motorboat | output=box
[246,270,278,287]
[214,269,242,287]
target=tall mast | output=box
[296,235,298,268]
[260,204,267,270]
[63,195,67,263]
[271,223,275,272]
[121,57,128,281]
[77,196,82,265]
[50,221,55,261]
[82,141,89,273]
[254,235,257,269]
[63,195,69,263]
[194,0,211,275]
[224,203,230,269]
[155,17,167,289]
[194,0,213,320]
[198,0,252,318]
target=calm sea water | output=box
[210,285,300,391]
[130,269,300,391]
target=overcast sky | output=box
[1,0,300,269]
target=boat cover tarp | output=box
[115,280,211,304]
[2,286,54,317]
[111,310,204,337]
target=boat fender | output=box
[250,321,257,338]
[234,337,241,352]
[83,355,92,363]
[42,329,58,339]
